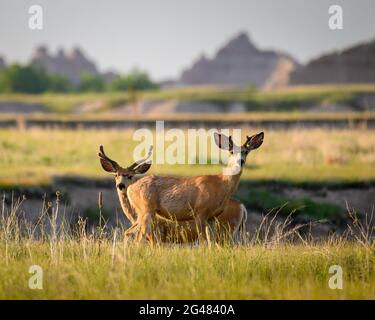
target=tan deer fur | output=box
[118,188,247,243]
[99,145,247,243]
[99,131,264,242]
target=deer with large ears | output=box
[98,145,248,243]
[99,131,264,242]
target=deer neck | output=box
[220,157,243,195]
[117,189,137,225]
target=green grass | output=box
[2,84,375,113]
[0,128,374,188]
[1,111,375,122]
[0,123,374,300]
[0,240,373,299]
[0,92,131,113]
[0,127,373,221]
[125,84,375,111]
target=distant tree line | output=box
[0,64,159,94]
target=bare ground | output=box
[11,184,374,240]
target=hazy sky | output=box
[0,0,374,80]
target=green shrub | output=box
[109,69,158,91]
[236,187,344,220]
[78,73,106,92]
[0,64,49,93]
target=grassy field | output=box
[0,128,374,187]
[0,125,374,299]
[0,197,373,300]
[1,127,374,221]
[1,111,375,122]
[1,84,375,113]
[0,238,373,299]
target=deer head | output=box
[98,145,153,192]
[214,131,264,169]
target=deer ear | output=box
[100,158,117,173]
[134,162,151,174]
[214,133,233,151]
[246,132,264,150]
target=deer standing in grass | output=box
[99,145,247,243]
[98,131,264,242]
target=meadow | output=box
[0,127,374,187]
[1,240,374,299]
[0,126,374,299]
[1,127,374,221]
[0,197,373,300]
[1,84,375,113]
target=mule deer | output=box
[98,145,248,243]
[155,198,248,243]
[99,131,264,242]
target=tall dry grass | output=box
[0,194,373,299]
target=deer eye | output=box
[121,174,132,179]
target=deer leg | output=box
[124,223,139,238]
[194,215,209,243]
[135,211,154,243]
[152,218,166,243]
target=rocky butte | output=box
[30,46,100,85]
[179,32,299,89]
[290,38,375,84]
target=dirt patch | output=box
[112,100,247,115]
[15,185,128,228]
[245,209,336,241]
[0,102,47,113]
[306,103,356,113]
[74,100,106,113]
[283,187,375,214]
[13,184,346,239]
[7,181,373,240]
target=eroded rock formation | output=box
[180,32,298,89]
[290,39,375,84]
[30,46,100,85]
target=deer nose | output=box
[240,159,245,166]
[117,183,125,190]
